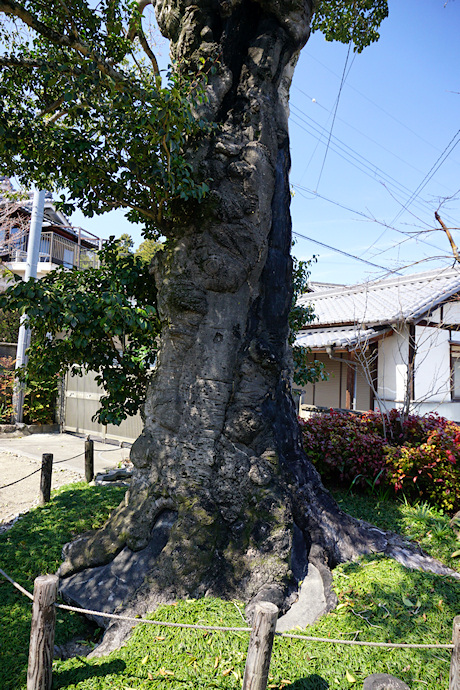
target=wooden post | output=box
[450,616,460,690]
[242,602,278,690]
[38,454,53,506]
[85,438,94,483]
[27,574,58,690]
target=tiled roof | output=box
[296,325,390,351]
[307,281,345,292]
[297,266,460,327]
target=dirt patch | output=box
[0,452,82,530]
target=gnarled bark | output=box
[59,0,458,651]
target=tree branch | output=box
[0,0,138,90]
[38,95,66,117]
[56,0,79,39]
[435,211,460,264]
[90,185,159,222]
[126,0,159,75]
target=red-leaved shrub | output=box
[299,409,460,512]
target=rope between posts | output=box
[0,569,455,650]
[0,452,84,490]
[0,567,34,601]
[56,603,454,649]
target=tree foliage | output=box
[0,0,388,416]
[0,306,20,342]
[289,257,327,386]
[115,232,135,258]
[312,0,389,52]
[0,0,213,238]
[135,238,162,266]
[0,237,160,424]
[0,0,387,240]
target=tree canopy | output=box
[0,0,388,239]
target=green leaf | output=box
[402,597,415,608]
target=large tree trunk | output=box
[59,0,458,650]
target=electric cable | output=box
[291,229,395,272]
[391,129,460,226]
[290,106,459,229]
[315,41,354,190]
[301,51,460,167]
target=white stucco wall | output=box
[443,301,460,324]
[375,323,460,422]
[413,325,451,403]
[377,326,409,404]
[429,306,442,323]
[413,400,460,422]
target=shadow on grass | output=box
[53,658,126,688]
[330,488,409,534]
[0,483,126,690]
[288,675,329,689]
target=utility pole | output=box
[13,189,46,424]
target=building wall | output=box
[377,327,409,406]
[63,368,143,443]
[443,301,460,324]
[297,351,373,413]
[413,325,450,403]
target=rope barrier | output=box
[55,602,454,649]
[0,452,84,490]
[0,568,455,650]
[276,632,454,649]
[56,603,252,633]
[0,466,41,489]
[0,567,34,601]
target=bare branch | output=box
[435,211,460,264]
[126,0,159,75]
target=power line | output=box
[291,183,449,260]
[290,107,460,229]
[391,129,460,225]
[291,228,397,272]
[293,85,433,182]
[290,109,431,226]
[316,41,354,190]
[302,51,460,168]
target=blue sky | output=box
[72,0,460,286]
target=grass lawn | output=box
[0,483,459,689]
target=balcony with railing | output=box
[0,227,100,273]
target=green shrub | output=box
[23,373,58,425]
[0,355,14,423]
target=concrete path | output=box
[0,432,130,528]
[0,432,129,475]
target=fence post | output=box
[38,454,53,506]
[27,574,58,690]
[450,616,460,690]
[242,602,278,690]
[85,437,94,483]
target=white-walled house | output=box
[295,267,460,422]
[0,177,101,286]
